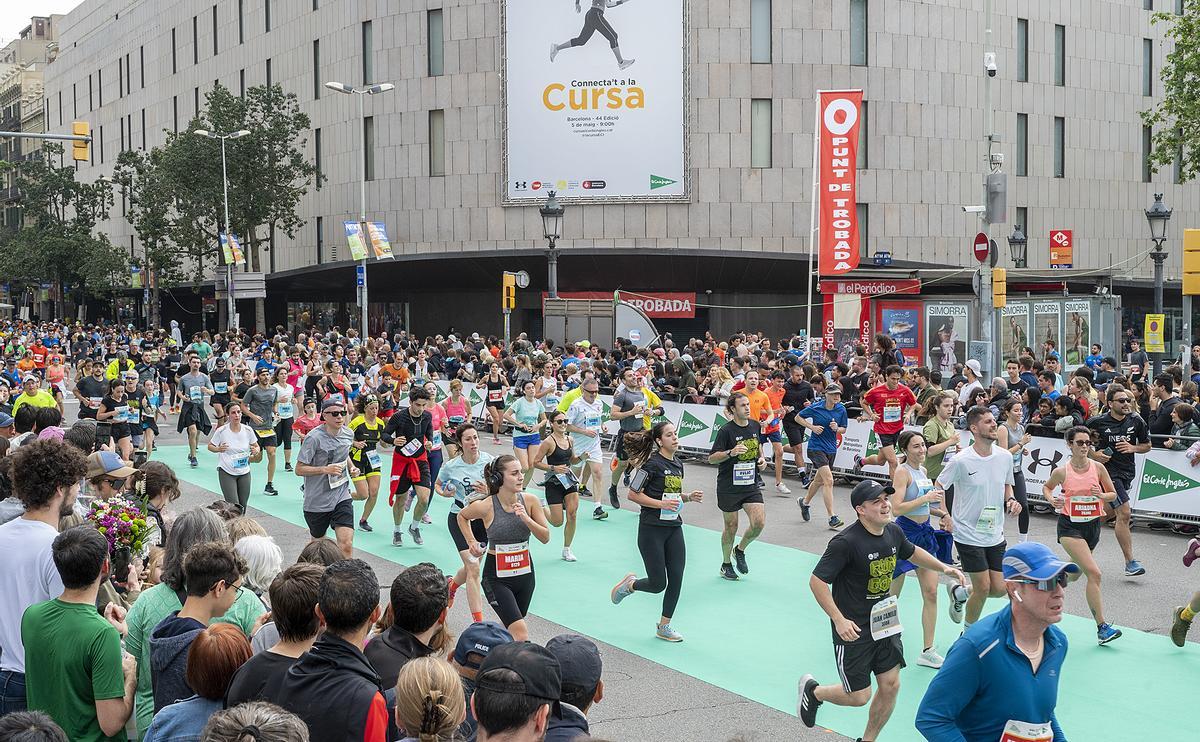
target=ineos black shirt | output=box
[1087,412,1149,482]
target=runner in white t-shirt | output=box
[207,401,261,512]
[565,378,607,519]
[936,405,1021,630]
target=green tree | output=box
[1142,3,1200,182]
[114,147,187,327]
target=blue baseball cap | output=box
[1002,542,1080,582]
[0,412,13,428]
[454,621,513,670]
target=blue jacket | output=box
[143,695,222,742]
[915,603,1067,742]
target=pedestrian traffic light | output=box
[992,267,1007,309]
[1184,229,1200,296]
[502,272,516,310]
[71,121,90,161]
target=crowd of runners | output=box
[0,318,1196,741]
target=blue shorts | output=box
[758,430,782,444]
[1112,476,1131,507]
[893,515,938,577]
[513,433,542,450]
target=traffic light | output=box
[71,121,90,161]
[992,267,1007,309]
[502,272,516,310]
[1184,229,1200,296]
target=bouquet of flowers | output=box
[86,496,152,560]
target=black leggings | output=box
[571,8,619,49]
[274,418,293,450]
[634,525,686,620]
[1012,467,1030,535]
[482,555,535,627]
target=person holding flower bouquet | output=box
[85,487,153,613]
[208,401,261,512]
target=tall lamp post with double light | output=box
[1146,193,1172,377]
[192,128,251,329]
[540,191,565,299]
[324,81,395,340]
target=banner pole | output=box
[806,92,821,354]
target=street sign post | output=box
[973,232,989,263]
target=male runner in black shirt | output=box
[1088,385,1151,577]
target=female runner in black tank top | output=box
[532,410,584,562]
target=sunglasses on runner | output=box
[325,410,347,417]
[1010,572,1070,591]
[1070,438,1093,447]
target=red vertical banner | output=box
[817,90,863,275]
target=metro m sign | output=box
[817,90,863,275]
[1049,229,1073,269]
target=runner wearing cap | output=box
[610,421,702,642]
[936,405,1021,630]
[1087,384,1151,577]
[709,392,767,581]
[1042,424,1122,644]
[295,398,358,559]
[799,480,965,742]
[457,454,550,642]
[794,382,848,530]
[10,374,60,419]
[472,641,563,742]
[563,377,608,523]
[855,365,918,478]
[451,621,514,742]
[437,423,494,624]
[915,541,1074,741]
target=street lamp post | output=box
[540,191,565,299]
[192,128,251,330]
[1146,193,1172,377]
[324,81,395,341]
[1007,224,1027,269]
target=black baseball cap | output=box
[476,642,563,717]
[850,480,895,508]
[545,634,602,693]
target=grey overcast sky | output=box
[0,1,83,49]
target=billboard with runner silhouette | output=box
[503,0,687,203]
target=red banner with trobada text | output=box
[817,90,863,276]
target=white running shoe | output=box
[619,58,636,70]
[775,482,792,494]
[947,583,968,624]
[916,647,944,668]
[550,42,559,63]
[561,547,577,562]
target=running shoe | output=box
[188,455,198,468]
[264,482,277,496]
[798,498,811,522]
[592,506,608,520]
[776,482,792,494]
[284,462,293,472]
[733,547,749,575]
[608,484,620,509]
[1184,538,1200,567]
[947,583,967,624]
[1171,606,1193,647]
[408,524,423,546]
[358,520,373,533]
[561,547,577,562]
[1124,560,1146,577]
[618,58,636,70]
[916,647,944,668]
[579,486,591,498]
[797,674,821,728]
[719,563,739,581]
[828,515,844,530]
[392,530,403,547]
[610,573,636,604]
[422,513,432,525]
[798,469,812,488]
[853,454,865,469]
[1097,623,1122,645]
[656,623,683,642]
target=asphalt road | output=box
[146,417,1196,742]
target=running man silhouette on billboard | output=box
[550,0,637,70]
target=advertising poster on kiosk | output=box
[503,0,687,202]
[926,304,968,376]
[1034,301,1062,362]
[877,301,922,366]
[1001,302,1030,363]
[1063,300,1091,368]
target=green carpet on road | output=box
[160,444,1193,741]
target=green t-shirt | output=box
[125,582,266,739]
[22,599,127,742]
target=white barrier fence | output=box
[409,382,1200,523]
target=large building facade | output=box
[37,0,1199,344]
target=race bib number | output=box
[350,374,362,386]
[366,450,382,469]
[214,382,228,394]
[488,389,503,402]
[869,595,903,641]
[943,445,957,465]
[915,476,934,498]
[659,492,682,521]
[999,719,1054,742]
[976,505,1001,536]
[883,403,902,424]
[233,454,249,469]
[431,430,443,448]
[584,414,602,430]
[555,471,578,490]
[1065,495,1103,523]
[255,428,275,439]
[279,402,294,417]
[495,541,532,578]
[400,438,423,457]
[733,461,756,486]
[89,396,103,407]
[329,392,345,404]
[189,387,202,403]
[116,406,131,423]
[328,467,349,490]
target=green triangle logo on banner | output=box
[865,429,880,458]
[650,174,677,190]
[469,389,482,405]
[602,401,612,421]
[1138,457,1200,500]
[710,412,728,443]
[435,386,448,403]
[678,410,708,438]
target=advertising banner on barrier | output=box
[503,0,686,202]
[1132,449,1200,518]
[675,404,722,450]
